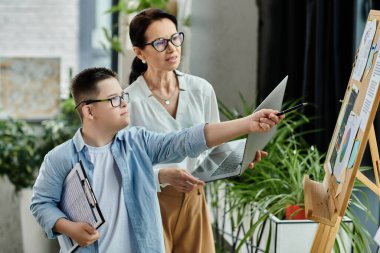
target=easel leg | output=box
[311,224,328,252]
[369,125,380,188]
[310,217,342,253]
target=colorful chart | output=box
[340,128,351,162]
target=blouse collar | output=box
[135,70,187,99]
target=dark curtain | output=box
[256,0,356,152]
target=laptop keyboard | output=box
[198,158,219,172]
[210,143,244,177]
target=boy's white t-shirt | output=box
[87,142,135,252]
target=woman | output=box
[125,8,265,253]
[125,8,217,253]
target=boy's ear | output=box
[82,105,94,119]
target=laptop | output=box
[191,76,288,182]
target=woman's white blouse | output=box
[125,71,220,191]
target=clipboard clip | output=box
[82,178,97,208]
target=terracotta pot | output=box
[285,204,306,220]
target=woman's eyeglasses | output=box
[75,93,129,110]
[144,32,184,52]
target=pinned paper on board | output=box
[352,19,377,82]
[348,140,361,169]
[353,19,377,81]
[333,112,361,184]
[328,85,359,174]
[364,43,377,79]
[364,30,380,79]
[360,45,380,130]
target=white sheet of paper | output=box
[360,48,380,130]
[353,19,377,81]
[333,113,360,183]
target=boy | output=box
[30,67,282,253]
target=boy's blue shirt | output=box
[30,123,208,253]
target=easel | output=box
[303,10,380,253]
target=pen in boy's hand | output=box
[276,103,308,116]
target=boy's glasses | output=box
[75,93,129,109]
[144,32,184,52]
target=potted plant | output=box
[0,119,40,192]
[0,98,80,253]
[209,95,374,252]
[0,98,79,189]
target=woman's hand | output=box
[159,167,205,192]
[247,150,268,169]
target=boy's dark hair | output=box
[71,67,118,118]
[129,8,178,84]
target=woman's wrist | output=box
[158,168,168,184]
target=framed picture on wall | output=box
[0,57,60,120]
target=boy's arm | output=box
[144,109,281,165]
[30,155,69,239]
[204,109,282,148]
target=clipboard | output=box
[58,160,105,253]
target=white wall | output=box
[190,0,259,116]
[0,0,80,98]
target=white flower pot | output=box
[208,183,353,253]
[20,188,60,253]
